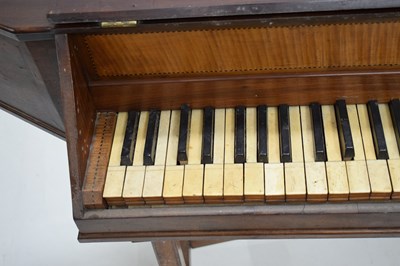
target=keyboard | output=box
[82,99,400,208]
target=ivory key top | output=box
[204,109,225,203]
[163,165,185,204]
[244,163,264,202]
[346,105,370,200]
[123,166,146,205]
[322,105,349,201]
[265,107,284,202]
[122,111,149,205]
[183,109,204,203]
[108,112,128,167]
[163,110,184,204]
[183,164,204,204]
[357,104,391,200]
[103,166,127,206]
[390,99,400,152]
[103,112,128,206]
[380,104,400,160]
[224,108,243,202]
[285,106,306,201]
[244,107,264,202]
[142,110,170,204]
[380,104,400,198]
[300,106,327,202]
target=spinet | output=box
[3,1,400,265]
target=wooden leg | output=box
[152,241,191,266]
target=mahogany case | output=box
[55,11,400,242]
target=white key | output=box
[108,112,128,166]
[103,112,128,205]
[346,105,370,200]
[322,105,349,200]
[265,107,284,201]
[357,104,391,199]
[244,107,264,202]
[204,109,225,203]
[300,106,327,202]
[142,110,171,204]
[183,109,204,203]
[163,110,184,204]
[285,106,306,201]
[224,108,243,202]
[122,111,149,204]
[380,104,400,198]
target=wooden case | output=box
[55,9,400,242]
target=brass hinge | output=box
[100,20,137,28]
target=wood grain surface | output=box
[82,112,116,208]
[83,22,400,78]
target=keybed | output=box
[94,100,400,208]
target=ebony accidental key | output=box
[201,107,215,164]
[335,99,354,160]
[178,104,190,165]
[367,100,389,159]
[310,103,326,162]
[120,111,140,166]
[390,99,400,152]
[143,110,161,165]
[278,104,291,163]
[234,106,246,163]
[257,105,268,162]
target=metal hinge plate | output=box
[100,20,137,28]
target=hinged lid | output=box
[47,0,400,25]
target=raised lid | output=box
[47,0,400,24]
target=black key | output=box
[278,104,291,163]
[257,105,268,162]
[143,110,161,165]
[178,104,190,165]
[234,106,246,163]
[120,111,140,166]
[335,99,354,160]
[201,107,215,164]
[390,99,400,153]
[367,100,389,159]
[310,103,326,162]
